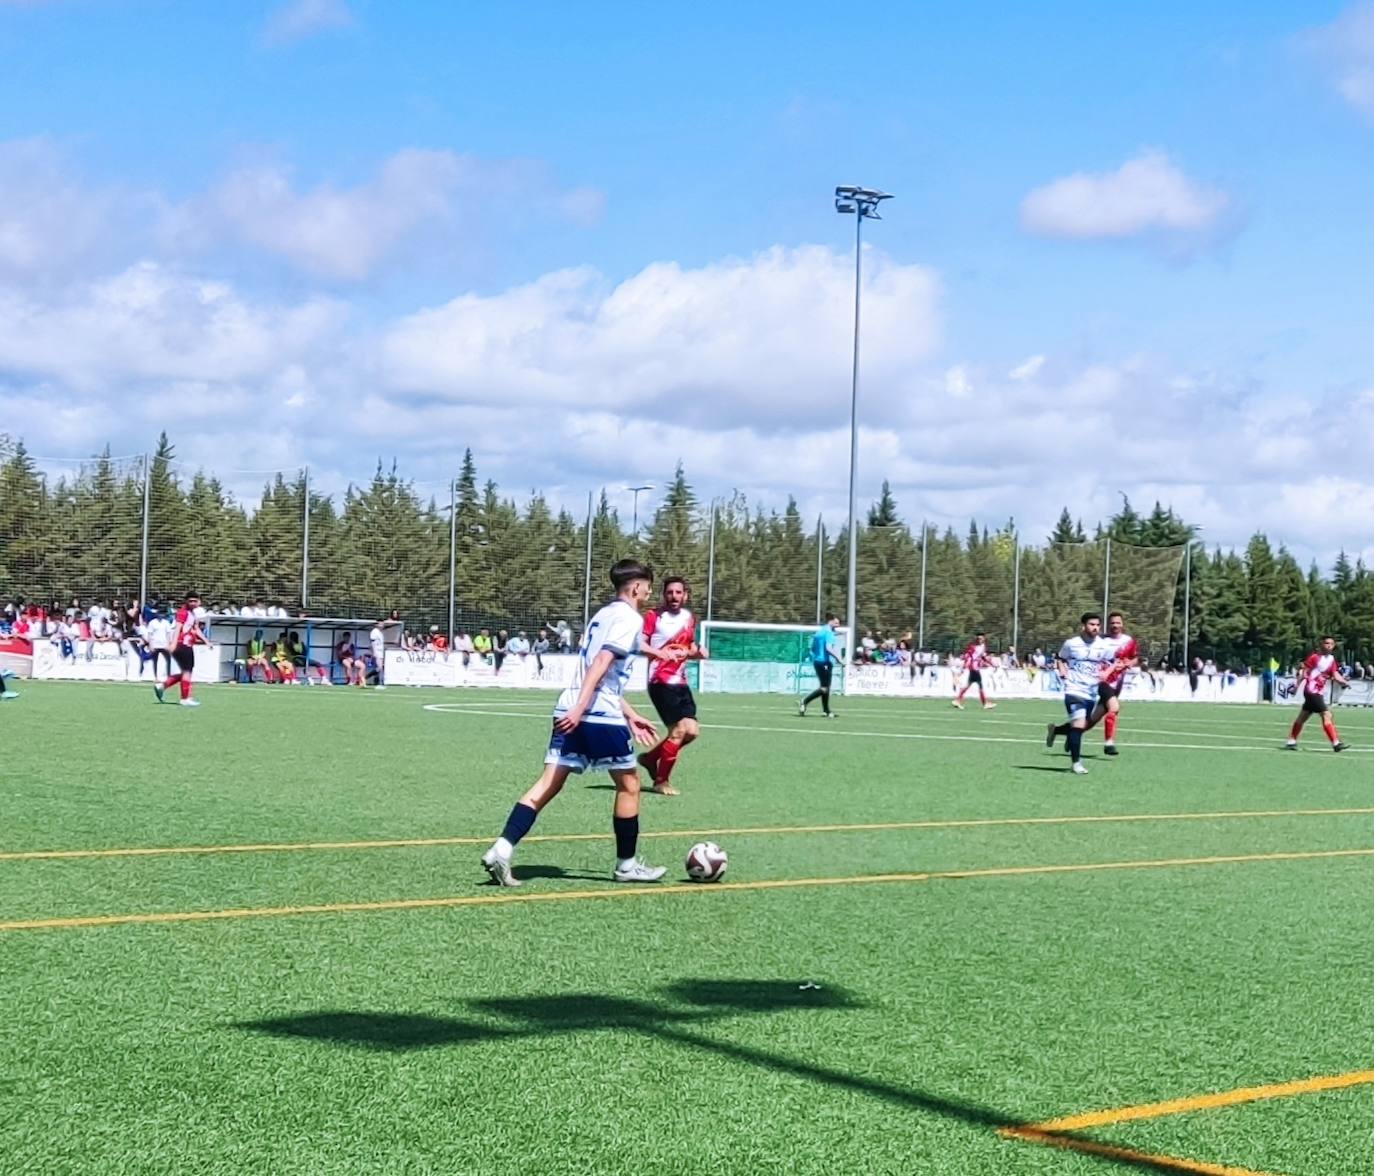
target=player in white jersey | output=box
[1045,611,1105,774]
[1061,611,1140,756]
[481,560,665,887]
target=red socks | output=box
[657,740,682,782]
[1104,712,1118,741]
[1323,717,1340,745]
[1290,719,1304,742]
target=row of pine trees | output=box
[2,433,1372,667]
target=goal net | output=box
[696,620,836,695]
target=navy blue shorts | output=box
[1063,693,1095,723]
[545,720,636,774]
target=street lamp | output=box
[835,184,892,660]
[627,484,653,536]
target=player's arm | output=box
[620,698,658,745]
[555,649,617,731]
[1333,668,1351,688]
[640,643,686,663]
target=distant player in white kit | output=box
[481,560,665,887]
[1045,612,1105,774]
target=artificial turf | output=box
[4,681,1374,1175]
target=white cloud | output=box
[6,239,1374,568]
[1020,150,1231,249]
[0,138,604,283]
[0,138,165,284]
[381,245,941,430]
[261,0,355,48]
[1301,3,1374,120]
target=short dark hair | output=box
[662,575,688,592]
[1321,633,1336,642]
[1107,611,1124,622]
[610,559,654,590]
[1080,611,1101,625]
[827,613,840,624]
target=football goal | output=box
[696,620,842,695]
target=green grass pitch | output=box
[5,681,1374,1175]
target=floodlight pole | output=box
[301,466,310,612]
[447,476,457,644]
[918,521,928,649]
[835,184,891,666]
[815,515,824,625]
[1012,532,1021,655]
[139,452,151,607]
[1102,536,1112,617]
[1183,540,1192,669]
[706,501,718,623]
[583,491,595,632]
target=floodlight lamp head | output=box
[835,201,857,214]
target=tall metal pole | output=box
[1012,534,1021,655]
[844,207,862,664]
[300,466,310,612]
[582,491,594,632]
[1102,536,1112,616]
[139,452,151,606]
[1182,541,1192,669]
[447,477,457,644]
[917,522,928,649]
[706,501,718,623]
[815,516,824,624]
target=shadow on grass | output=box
[236,981,1203,1173]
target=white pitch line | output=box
[421,704,1370,755]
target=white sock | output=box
[493,837,514,859]
[616,857,636,870]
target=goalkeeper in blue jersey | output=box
[799,615,843,719]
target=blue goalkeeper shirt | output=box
[809,626,839,665]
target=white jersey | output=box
[554,599,642,725]
[145,617,173,651]
[1058,634,1107,698]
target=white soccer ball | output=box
[685,841,728,883]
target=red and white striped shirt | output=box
[1301,652,1340,696]
[643,607,695,687]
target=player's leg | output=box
[800,662,826,715]
[654,713,699,796]
[610,765,665,882]
[1286,705,1314,748]
[482,760,575,887]
[1320,706,1347,751]
[639,683,672,781]
[954,671,969,706]
[174,645,198,704]
[1060,696,1090,773]
[1102,696,1122,754]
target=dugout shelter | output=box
[204,614,401,684]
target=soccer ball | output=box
[685,841,728,883]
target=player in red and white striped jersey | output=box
[952,632,996,710]
[1095,611,1139,755]
[637,576,708,795]
[1285,637,1349,752]
[154,592,206,707]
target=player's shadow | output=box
[488,864,608,884]
[1015,764,1085,773]
[235,981,1201,1173]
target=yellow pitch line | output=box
[7,845,1374,933]
[9,806,1374,863]
[1024,1067,1374,1133]
[1000,1127,1276,1175]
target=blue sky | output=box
[2,0,1374,565]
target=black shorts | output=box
[1098,682,1120,702]
[1302,691,1329,715]
[172,645,195,673]
[967,669,983,686]
[812,661,833,690]
[648,682,697,725]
